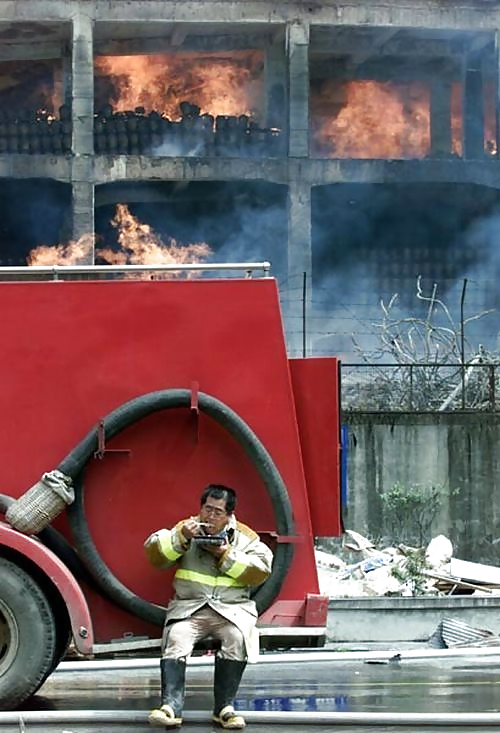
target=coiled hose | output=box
[52,389,296,626]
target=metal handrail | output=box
[0,262,271,278]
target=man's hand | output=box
[181,517,202,541]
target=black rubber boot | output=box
[212,657,247,729]
[148,658,186,728]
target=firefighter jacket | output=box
[144,514,273,658]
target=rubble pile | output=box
[316,530,500,598]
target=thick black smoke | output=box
[0,180,70,264]
[311,182,500,358]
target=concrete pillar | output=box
[286,180,312,356]
[71,158,95,260]
[71,11,94,260]
[463,55,485,159]
[72,11,94,155]
[430,78,452,157]
[265,35,287,131]
[287,21,309,158]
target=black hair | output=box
[201,484,237,514]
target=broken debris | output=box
[316,531,500,598]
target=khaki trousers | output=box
[162,606,246,661]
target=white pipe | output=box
[0,262,271,276]
[438,354,481,411]
[55,645,500,673]
[2,710,500,726]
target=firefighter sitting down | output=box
[144,484,274,730]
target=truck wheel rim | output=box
[0,599,19,677]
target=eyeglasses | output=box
[202,505,227,518]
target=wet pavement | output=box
[3,652,500,732]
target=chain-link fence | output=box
[342,362,499,411]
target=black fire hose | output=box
[57,389,295,626]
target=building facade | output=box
[0,1,497,355]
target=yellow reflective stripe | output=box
[158,531,183,562]
[224,560,247,580]
[175,568,245,587]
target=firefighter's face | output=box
[200,497,229,534]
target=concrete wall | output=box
[327,595,500,642]
[343,412,500,563]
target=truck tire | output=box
[0,558,57,710]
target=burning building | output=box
[0,6,498,354]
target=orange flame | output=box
[311,80,431,159]
[27,234,94,265]
[101,204,211,276]
[28,205,211,277]
[95,52,264,119]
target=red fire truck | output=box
[0,263,342,710]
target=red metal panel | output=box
[0,278,321,642]
[289,357,343,537]
[0,521,94,654]
[304,593,329,627]
[258,600,305,626]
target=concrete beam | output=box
[0,2,495,32]
[0,41,65,61]
[93,155,500,190]
[0,154,70,181]
[93,155,289,185]
[378,35,467,58]
[96,183,173,207]
[93,3,499,32]
[94,33,271,56]
[303,158,500,189]
[310,58,460,83]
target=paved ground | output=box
[2,651,500,732]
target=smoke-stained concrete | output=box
[287,20,309,159]
[71,11,94,252]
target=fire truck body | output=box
[0,269,342,710]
